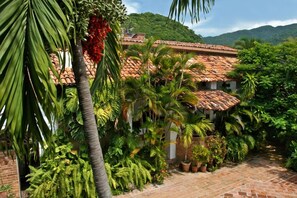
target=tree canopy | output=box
[230,39,297,147]
[123,12,203,43]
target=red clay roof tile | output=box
[189,55,238,82]
[50,53,240,110]
[194,90,240,111]
[122,38,237,55]
[51,53,237,85]
[50,39,238,85]
[121,58,143,79]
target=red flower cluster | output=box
[83,16,111,63]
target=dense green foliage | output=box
[286,141,297,171]
[61,83,121,142]
[204,23,297,46]
[123,12,203,43]
[226,135,255,162]
[234,38,263,50]
[192,144,210,165]
[26,132,154,196]
[0,184,14,198]
[27,143,97,197]
[105,157,153,193]
[0,0,70,156]
[205,136,227,171]
[230,39,297,169]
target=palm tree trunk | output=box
[71,38,112,198]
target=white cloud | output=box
[183,18,217,36]
[230,18,297,32]
[190,18,297,37]
[184,17,212,29]
[194,27,222,36]
[122,0,140,14]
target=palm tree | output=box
[215,103,260,136]
[0,0,122,196]
[181,113,214,161]
[121,76,161,125]
[175,53,204,89]
[1,0,215,197]
[240,73,257,100]
[0,0,69,156]
[70,21,123,198]
[126,37,172,86]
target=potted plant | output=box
[180,132,192,172]
[192,144,210,172]
[180,114,213,172]
[205,135,227,172]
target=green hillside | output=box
[123,12,203,43]
[203,23,297,46]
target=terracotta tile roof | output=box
[155,40,237,53]
[189,55,238,82]
[50,38,238,85]
[195,90,240,111]
[50,54,240,111]
[50,54,96,85]
[122,37,237,55]
[50,54,147,85]
[120,54,237,82]
[121,58,143,79]
[50,53,237,85]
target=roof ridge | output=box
[122,37,237,54]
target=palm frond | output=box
[168,0,215,23]
[0,0,70,155]
[91,22,121,94]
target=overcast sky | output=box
[122,0,297,37]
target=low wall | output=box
[175,136,208,162]
[0,151,20,197]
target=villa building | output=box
[51,34,240,160]
[1,35,240,197]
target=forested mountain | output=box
[124,13,297,47]
[123,12,203,43]
[203,23,297,46]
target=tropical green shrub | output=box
[105,157,153,194]
[61,85,121,142]
[205,136,227,171]
[286,141,297,172]
[192,144,210,165]
[141,143,168,185]
[139,120,169,184]
[242,134,256,150]
[181,114,213,162]
[26,143,96,198]
[231,39,297,152]
[103,129,155,193]
[226,135,255,162]
[0,184,15,198]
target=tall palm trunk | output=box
[71,38,111,198]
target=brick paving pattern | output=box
[116,146,297,198]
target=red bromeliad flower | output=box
[83,16,111,63]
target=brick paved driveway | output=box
[116,146,297,198]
